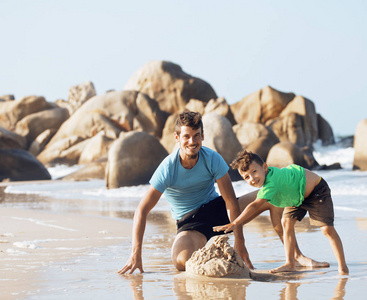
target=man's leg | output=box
[171,230,207,271]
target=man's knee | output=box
[171,230,207,271]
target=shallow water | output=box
[2,144,367,299]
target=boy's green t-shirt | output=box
[257,164,306,208]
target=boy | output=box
[214,150,349,275]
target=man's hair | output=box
[175,111,203,135]
[230,150,265,172]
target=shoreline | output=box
[0,205,132,299]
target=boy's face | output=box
[239,161,268,188]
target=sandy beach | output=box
[1,171,367,299]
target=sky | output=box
[1,0,366,136]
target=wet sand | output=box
[1,181,367,299]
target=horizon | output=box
[1,0,366,136]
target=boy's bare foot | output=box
[295,256,330,268]
[269,263,296,273]
[338,267,349,275]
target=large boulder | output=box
[160,113,179,153]
[279,95,318,146]
[78,133,114,164]
[0,127,27,150]
[266,142,316,169]
[29,129,57,156]
[106,131,168,188]
[204,97,236,125]
[124,61,217,114]
[317,114,335,146]
[233,122,279,148]
[353,119,367,171]
[0,95,55,130]
[62,159,107,181]
[245,137,278,163]
[230,86,294,125]
[15,107,69,147]
[267,112,307,147]
[38,135,84,166]
[0,149,51,181]
[38,90,166,165]
[202,113,242,164]
[45,90,165,144]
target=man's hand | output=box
[213,222,236,233]
[117,253,144,275]
[234,242,254,270]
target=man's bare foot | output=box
[295,256,330,268]
[269,263,296,273]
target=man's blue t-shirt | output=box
[149,146,229,220]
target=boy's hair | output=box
[175,111,204,135]
[230,150,265,172]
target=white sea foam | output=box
[3,143,367,218]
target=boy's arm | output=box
[213,197,267,233]
[216,173,254,270]
[118,186,161,274]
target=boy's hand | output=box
[213,222,236,233]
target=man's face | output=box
[175,126,204,159]
[239,161,268,188]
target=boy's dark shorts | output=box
[283,178,334,227]
[176,196,231,240]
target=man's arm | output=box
[216,173,254,270]
[117,186,162,274]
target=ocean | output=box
[1,141,367,299]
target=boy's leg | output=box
[239,192,329,268]
[320,225,349,275]
[270,217,298,273]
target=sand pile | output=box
[185,235,251,278]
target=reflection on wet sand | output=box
[122,271,348,300]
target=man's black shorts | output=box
[176,196,231,240]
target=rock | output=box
[0,95,15,101]
[185,99,206,115]
[233,122,279,148]
[15,107,69,147]
[266,142,315,169]
[204,97,236,125]
[38,135,84,166]
[280,95,318,146]
[106,131,168,188]
[317,114,335,146]
[267,112,307,147]
[0,127,27,150]
[133,92,168,138]
[62,159,107,181]
[246,136,278,162]
[0,95,55,130]
[202,113,242,164]
[124,61,217,114]
[78,133,114,164]
[185,235,250,278]
[29,129,57,156]
[0,149,51,181]
[230,86,294,125]
[353,119,367,171]
[160,113,179,153]
[68,80,97,113]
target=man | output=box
[118,111,253,274]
